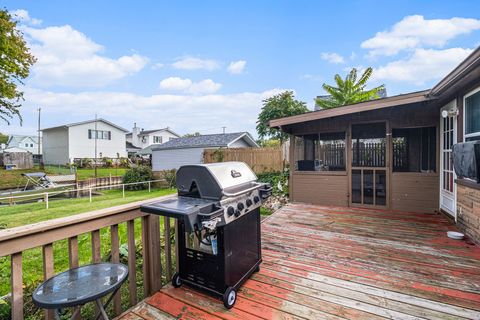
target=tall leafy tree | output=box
[257,91,308,144]
[0,132,8,144]
[0,10,36,125]
[315,67,384,109]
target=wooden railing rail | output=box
[0,195,177,320]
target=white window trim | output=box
[463,85,480,141]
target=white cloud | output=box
[159,77,222,94]
[159,77,193,91]
[23,25,148,87]
[372,48,473,85]
[171,57,220,71]
[320,52,345,64]
[227,60,247,74]
[3,87,287,137]
[362,15,480,56]
[11,9,42,26]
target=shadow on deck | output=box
[119,203,480,319]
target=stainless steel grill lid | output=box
[176,162,258,200]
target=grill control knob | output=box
[227,206,235,216]
[253,196,260,204]
[237,202,245,211]
[246,199,253,207]
[234,210,241,217]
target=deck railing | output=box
[0,195,177,319]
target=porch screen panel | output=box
[352,123,386,167]
[294,132,345,171]
[392,127,436,173]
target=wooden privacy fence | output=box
[0,195,177,320]
[203,147,285,173]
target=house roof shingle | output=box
[152,132,258,151]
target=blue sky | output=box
[2,0,480,137]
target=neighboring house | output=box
[6,135,41,155]
[270,46,480,244]
[42,119,128,165]
[126,123,180,156]
[151,132,259,171]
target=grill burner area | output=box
[141,162,272,308]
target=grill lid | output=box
[176,162,258,200]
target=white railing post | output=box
[122,185,125,198]
[148,181,151,193]
[89,188,92,203]
[45,193,49,209]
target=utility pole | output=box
[222,126,226,134]
[94,114,98,178]
[37,108,42,168]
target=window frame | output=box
[391,126,437,173]
[293,131,347,173]
[463,85,480,141]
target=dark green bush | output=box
[256,170,289,196]
[123,166,154,190]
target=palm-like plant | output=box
[316,67,385,109]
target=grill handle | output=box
[222,182,264,197]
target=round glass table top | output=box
[32,263,128,308]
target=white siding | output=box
[42,128,69,164]
[229,138,250,148]
[68,122,127,161]
[152,147,205,171]
[139,130,179,149]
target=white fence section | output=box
[0,179,167,209]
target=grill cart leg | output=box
[223,287,236,309]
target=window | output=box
[25,143,28,147]
[465,88,480,141]
[153,136,163,143]
[30,143,33,147]
[88,129,111,140]
[294,132,346,171]
[392,127,436,172]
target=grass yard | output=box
[0,167,127,191]
[75,167,127,180]
[0,187,175,229]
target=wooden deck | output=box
[119,204,480,320]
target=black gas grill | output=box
[141,162,272,308]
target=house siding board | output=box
[68,122,127,160]
[42,128,69,165]
[229,139,250,148]
[391,174,439,213]
[291,173,349,206]
[152,147,205,171]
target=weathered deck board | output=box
[120,204,480,319]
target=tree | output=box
[315,67,384,110]
[0,132,8,144]
[183,132,201,137]
[0,10,36,125]
[257,91,308,143]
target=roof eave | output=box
[269,90,431,128]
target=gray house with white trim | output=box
[151,132,259,171]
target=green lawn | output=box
[0,167,127,191]
[75,167,127,180]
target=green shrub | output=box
[159,169,176,188]
[123,166,154,190]
[257,170,289,196]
